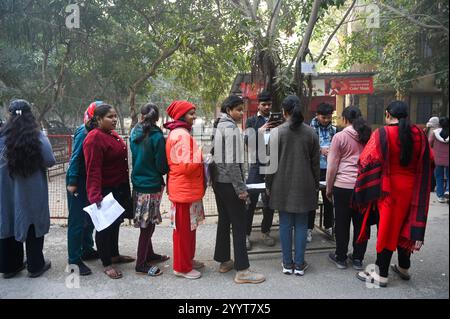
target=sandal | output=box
[147,265,163,277]
[111,255,135,264]
[147,254,170,263]
[104,266,122,279]
[356,271,387,287]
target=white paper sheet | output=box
[246,183,267,190]
[83,193,125,232]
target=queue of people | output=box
[0,95,440,288]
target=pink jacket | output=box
[326,126,365,193]
[429,128,449,167]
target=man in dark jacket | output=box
[244,91,277,250]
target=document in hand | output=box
[83,192,125,232]
[246,183,267,190]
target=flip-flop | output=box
[112,255,135,264]
[391,264,411,280]
[147,265,163,277]
[147,254,170,263]
[104,267,122,279]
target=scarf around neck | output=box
[163,120,192,132]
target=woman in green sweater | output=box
[130,103,169,276]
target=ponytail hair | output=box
[386,100,412,166]
[85,104,113,132]
[439,116,449,140]
[281,95,304,131]
[342,106,372,145]
[134,103,160,144]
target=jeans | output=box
[279,212,308,266]
[435,165,449,198]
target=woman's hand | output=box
[238,191,249,201]
[67,185,78,194]
[414,241,423,251]
[326,190,333,202]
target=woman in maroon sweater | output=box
[83,104,134,279]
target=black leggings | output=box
[376,247,411,278]
[96,221,121,267]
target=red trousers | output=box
[173,203,196,273]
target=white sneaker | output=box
[444,191,449,199]
[306,229,312,243]
[438,197,447,203]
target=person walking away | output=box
[429,117,449,203]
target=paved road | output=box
[0,198,448,299]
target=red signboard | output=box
[324,77,374,96]
[240,82,265,99]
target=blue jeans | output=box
[435,166,449,198]
[279,212,308,266]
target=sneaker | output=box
[174,269,201,279]
[438,197,447,203]
[328,253,347,269]
[234,269,265,284]
[348,253,364,270]
[282,263,294,275]
[219,260,234,273]
[445,191,449,199]
[192,260,205,270]
[294,262,309,276]
[74,261,92,276]
[306,229,313,243]
[262,232,275,247]
[246,236,252,251]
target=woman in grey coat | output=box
[266,95,320,276]
[0,100,56,279]
[212,95,265,284]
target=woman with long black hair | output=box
[326,106,372,270]
[266,95,320,276]
[0,99,56,279]
[83,104,135,279]
[354,101,433,287]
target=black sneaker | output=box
[75,261,92,276]
[81,250,100,261]
[328,253,347,269]
[348,253,364,270]
[294,262,309,276]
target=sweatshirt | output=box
[326,126,365,194]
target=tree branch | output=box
[375,0,449,34]
[315,0,357,63]
[266,0,282,39]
